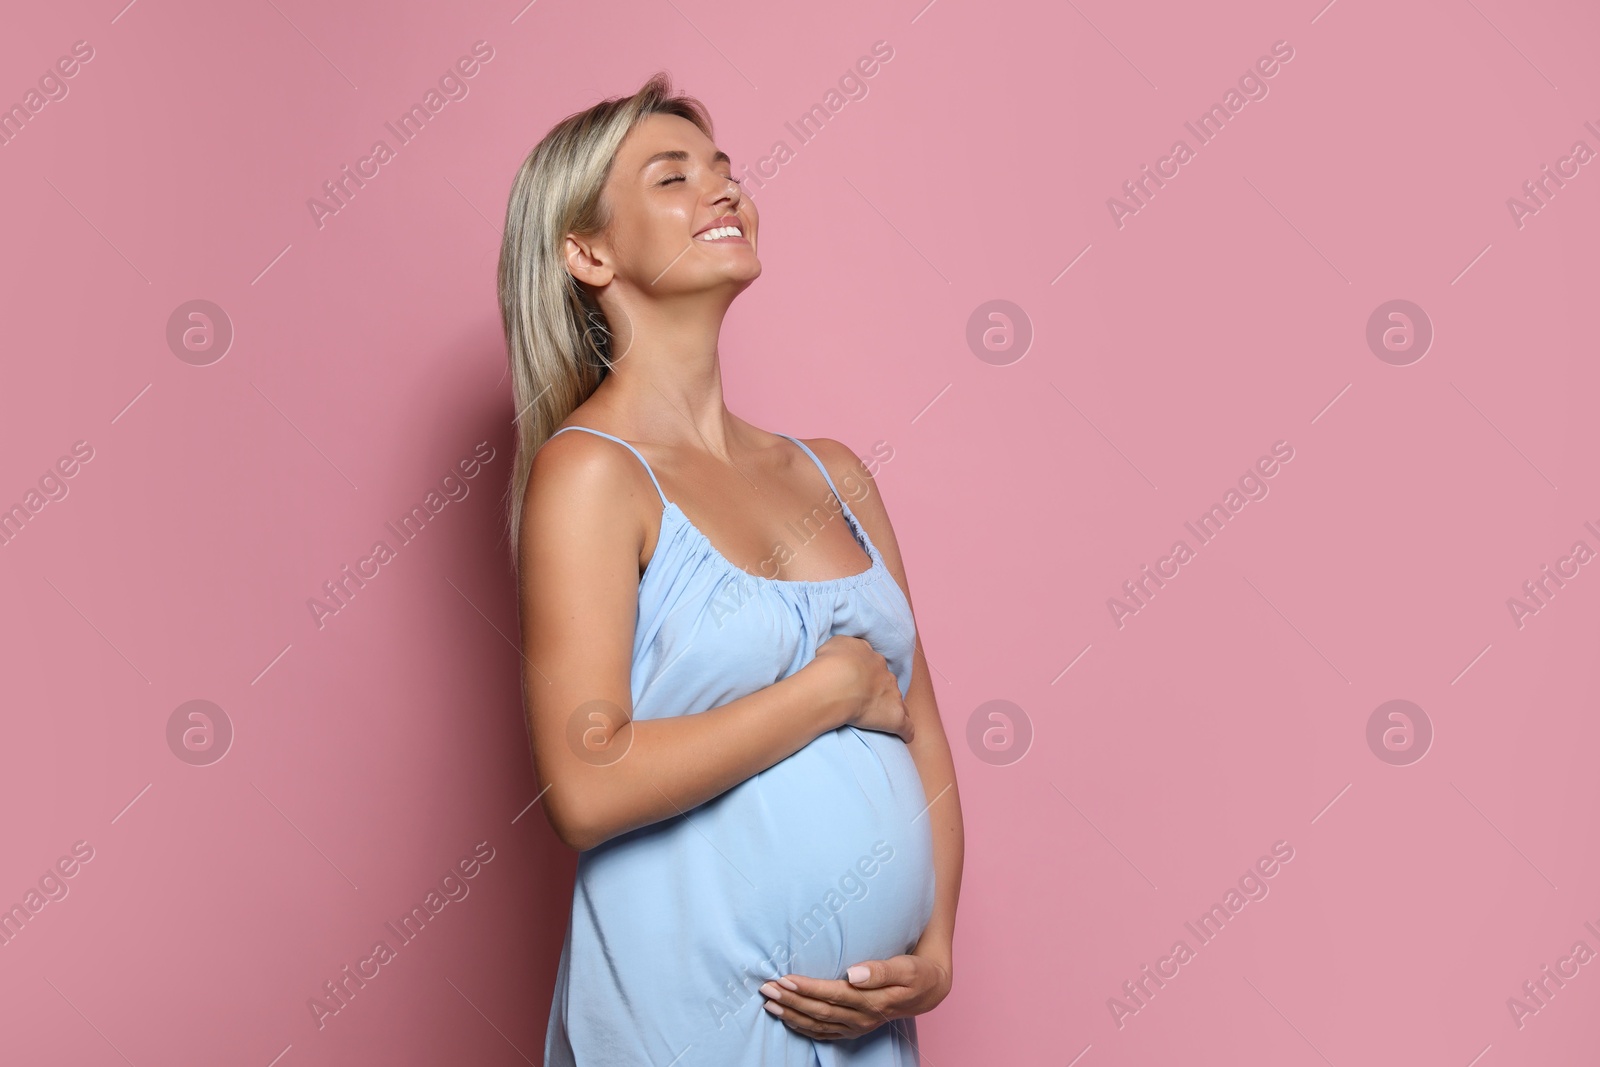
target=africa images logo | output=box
[308,841,496,1030]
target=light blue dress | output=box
[542,426,936,1067]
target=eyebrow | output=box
[639,149,731,173]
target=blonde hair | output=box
[496,71,714,569]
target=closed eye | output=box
[658,173,743,187]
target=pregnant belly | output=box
[724,725,937,979]
[568,724,935,1052]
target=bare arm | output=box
[517,432,901,852]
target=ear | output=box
[565,233,612,287]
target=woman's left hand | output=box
[758,953,952,1041]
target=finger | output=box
[760,983,877,1030]
[762,998,863,1040]
[776,973,886,1009]
[845,955,919,990]
[777,975,857,1002]
[777,1011,849,1040]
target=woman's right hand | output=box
[811,635,914,743]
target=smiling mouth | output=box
[695,224,746,242]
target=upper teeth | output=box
[698,225,742,241]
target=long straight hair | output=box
[496,72,715,570]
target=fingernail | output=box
[759,982,781,1000]
[764,1000,783,1016]
[847,965,869,984]
[776,976,799,991]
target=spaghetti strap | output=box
[775,433,852,515]
[549,425,670,506]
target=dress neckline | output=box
[657,501,888,592]
[547,423,891,593]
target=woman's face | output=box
[569,112,760,300]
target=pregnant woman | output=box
[498,72,964,1065]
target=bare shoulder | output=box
[519,426,655,572]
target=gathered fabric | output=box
[542,426,933,1067]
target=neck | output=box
[593,292,739,455]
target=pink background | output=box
[2,0,1598,1064]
